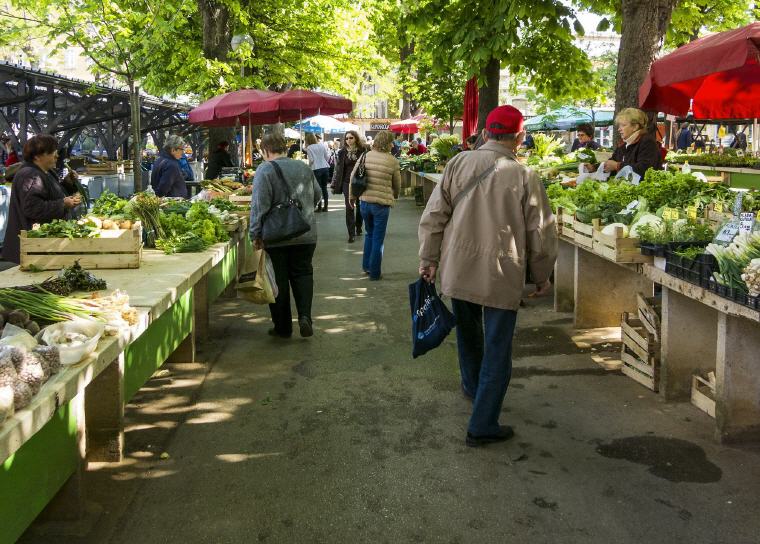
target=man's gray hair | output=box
[164,135,186,153]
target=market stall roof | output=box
[389,115,426,134]
[524,107,614,131]
[639,22,760,119]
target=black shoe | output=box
[466,425,515,448]
[356,228,362,236]
[268,328,291,339]
[348,236,355,243]
[298,317,313,338]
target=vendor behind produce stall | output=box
[603,108,662,178]
[570,123,600,152]
[2,134,81,264]
[150,135,189,198]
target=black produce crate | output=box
[664,248,716,288]
[640,243,668,257]
[414,186,424,206]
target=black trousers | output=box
[314,168,330,210]
[342,182,363,236]
[266,243,317,335]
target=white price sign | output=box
[740,212,755,234]
[715,223,739,244]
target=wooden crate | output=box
[85,163,118,175]
[573,218,597,249]
[705,204,733,228]
[620,312,660,392]
[691,373,716,418]
[228,194,252,206]
[557,207,576,239]
[636,293,662,342]
[20,227,142,271]
[593,226,652,264]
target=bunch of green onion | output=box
[0,288,104,322]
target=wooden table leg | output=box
[716,313,760,443]
[554,238,575,313]
[85,356,125,462]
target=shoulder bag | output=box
[350,152,368,198]
[261,161,311,244]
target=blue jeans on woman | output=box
[359,201,390,280]
[451,298,518,436]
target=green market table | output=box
[0,228,248,544]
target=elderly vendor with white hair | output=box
[150,135,189,198]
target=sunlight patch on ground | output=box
[186,411,234,425]
[314,314,347,320]
[323,327,347,334]
[216,452,284,463]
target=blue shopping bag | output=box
[409,278,456,358]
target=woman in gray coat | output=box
[250,133,322,339]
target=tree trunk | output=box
[614,0,677,144]
[198,0,237,169]
[128,80,142,193]
[400,42,415,119]
[476,57,500,132]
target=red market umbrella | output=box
[189,89,282,127]
[462,77,479,141]
[639,22,760,119]
[276,90,354,120]
[389,117,422,134]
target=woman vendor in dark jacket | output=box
[604,107,662,178]
[2,134,81,264]
[330,130,367,243]
[150,135,188,198]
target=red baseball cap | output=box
[485,105,524,134]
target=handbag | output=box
[350,152,368,198]
[261,161,311,244]
[408,278,456,359]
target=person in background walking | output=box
[2,134,82,263]
[331,130,367,243]
[675,122,694,151]
[570,123,600,151]
[250,132,321,339]
[4,138,19,167]
[418,105,557,447]
[349,130,400,280]
[304,133,331,212]
[205,141,234,179]
[150,135,188,198]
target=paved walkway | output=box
[23,196,760,543]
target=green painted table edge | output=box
[124,288,194,403]
[0,401,79,544]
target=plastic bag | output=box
[577,162,610,184]
[408,278,456,359]
[237,248,277,304]
[615,165,641,185]
[0,323,38,351]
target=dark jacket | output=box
[178,155,194,181]
[205,148,234,179]
[2,163,70,263]
[571,139,600,151]
[611,132,662,177]
[330,147,364,194]
[676,129,693,150]
[151,150,188,198]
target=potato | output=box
[119,220,132,230]
[102,219,115,230]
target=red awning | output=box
[462,77,479,141]
[639,22,760,119]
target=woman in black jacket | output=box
[604,108,662,178]
[2,135,81,264]
[330,130,367,243]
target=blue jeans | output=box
[451,298,518,436]
[359,201,390,279]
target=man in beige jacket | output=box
[418,105,557,447]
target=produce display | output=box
[201,179,245,193]
[707,233,760,295]
[666,150,760,169]
[27,218,99,239]
[157,201,231,254]
[0,344,61,423]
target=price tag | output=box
[715,223,740,243]
[626,199,639,211]
[662,208,680,221]
[687,206,698,220]
[714,202,724,213]
[740,212,755,234]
